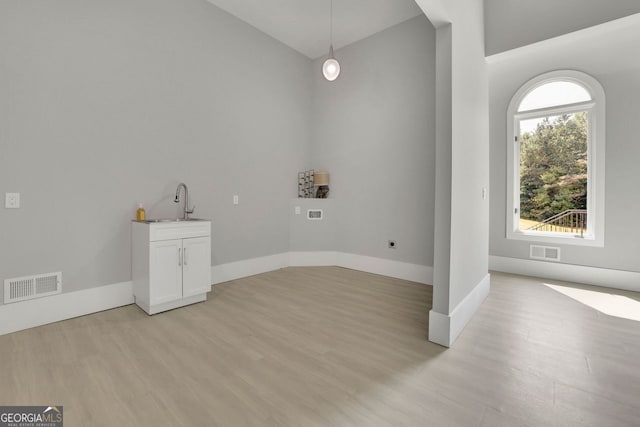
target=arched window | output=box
[506,70,605,246]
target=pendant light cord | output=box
[322,0,340,80]
[330,0,334,48]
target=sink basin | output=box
[137,218,207,224]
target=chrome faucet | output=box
[174,183,195,219]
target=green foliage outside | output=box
[519,112,587,222]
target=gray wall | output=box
[289,199,339,252]
[434,0,490,314]
[484,0,640,56]
[307,15,436,267]
[0,0,312,297]
[431,23,453,313]
[488,22,640,272]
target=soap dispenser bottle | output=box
[136,203,146,221]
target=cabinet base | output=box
[136,293,207,315]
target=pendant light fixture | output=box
[322,0,340,81]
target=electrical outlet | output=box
[5,193,20,209]
[295,206,301,215]
[233,195,239,205]
[388,240,397,249]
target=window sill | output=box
[506,230,604,247]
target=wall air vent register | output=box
[4,272,62,304]
[530,245,561,262]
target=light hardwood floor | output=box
[1,267,639,426]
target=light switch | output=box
[295,206,301,215]
[5,193,20,209]
[233,195,239,205]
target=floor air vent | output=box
[4,272,62,304]
[530,245,561,262]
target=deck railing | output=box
[526,209,587,235]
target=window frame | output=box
[506,70,606,247]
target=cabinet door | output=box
[182,236,211,297]
[149,239,183,305]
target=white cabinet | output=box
[132,220,211,315]
[182,236,212,297]
[149,239,183,305]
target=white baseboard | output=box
[214,251,433,285]
[489,255,640,293]
[337,253,433,284]
[428,273,491,347]
[1,252,432,336]
[427,310,450,347]
[211,253,289,285]
[289,251,340,267]
[288,251,433,284]
[0,281,133,336]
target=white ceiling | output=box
[205,0,424,59]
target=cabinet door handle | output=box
[184,248,188,265]
[178,248,182,266]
